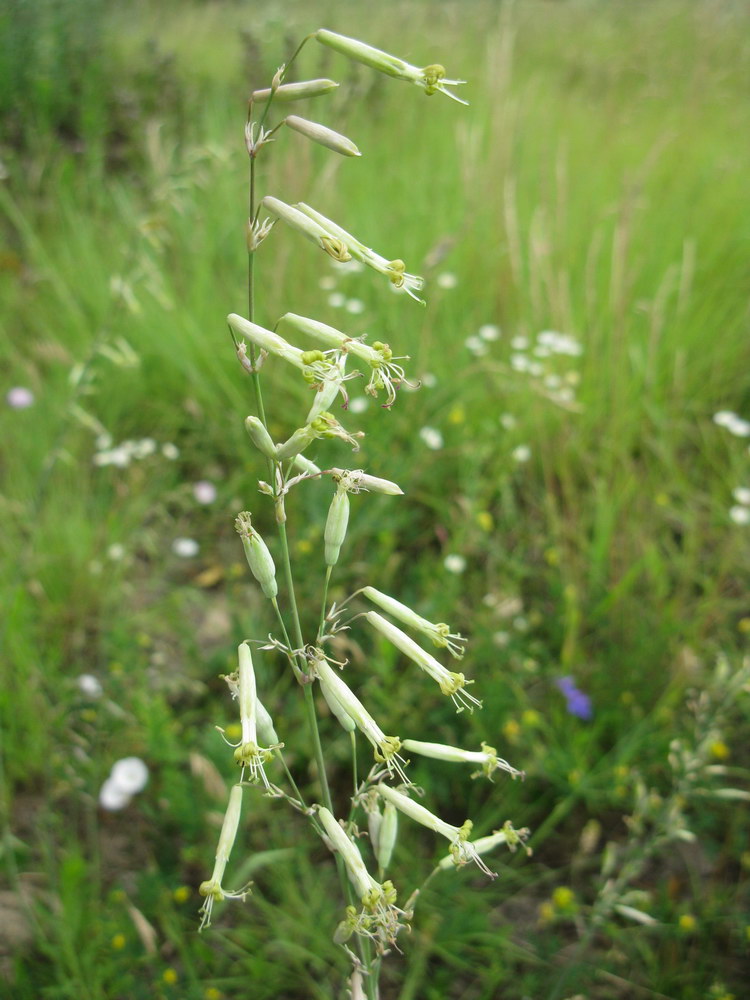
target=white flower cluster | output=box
[93,436,180,468]
[99,757,149,811]
[730,486,750,526]
[714,410,750,438]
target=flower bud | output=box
[293,454,322,476]
[256,697,279,745]
[261,197,351,261]
[377,802,398,872]
[320,677,356,732]
[285,115,361,157]
[314,30,467,104]
[331,469,403,496]
[245,416,278,459]
[251,79,339,103]
[275,425,317,462]
[235,512,278,599]
[325,487,350,566]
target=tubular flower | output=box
[261,195,352,262]
[228,312,343,391]
[198,784,251,929]
[377,784,497,878]
[436,820,532,872]
[401,739,523,781]
[275,411,364,463]
[279,312,415,406]
[365,611,481,712]
[310,650,408,782]
[314,29,467,105]
[295,204,424,302]
[228,642,281,787]
[305,353,351,423]
[317,807,406,950]
[330,469,403,496]
[362,586,465,657]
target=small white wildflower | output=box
[713,410,735,428]
[528,362,544,377]
[162,442,180,460]
[328,292,346,308]
[319,275,337,291]
[500,413,516,430]
[493,630,510,647]
[511,336,528,350]
[110,756,149,794]
[512,445,531,463]
[443,554,466,574]
[345,298,365,314]
[193,480,218,504]
[732,487,750,506]
[93,447,131,468]
[421,373,437,388]
[726,416,750,438]
[512,615,529,632]
[729,505,750,525]
[348,397,369,414]
[419,426,443,450]
[77,674,103,699]
[107,543,126,561]
[538,330,582,356]
[464,336,488,356]
[6,387,34,409]
[554,387,575,404]
[173,537,200,558]
[130,438,156,459]
[95,432,113,450]
[436,272,458,289]
[511,354,531,372]
[544,374,561,389]
[479,324,501,341]
[99,777,131,811]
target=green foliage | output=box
[2,1,750,998]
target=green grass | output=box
[2,1,750,998]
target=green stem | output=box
[317,565,333,640]
[350,731,359,798]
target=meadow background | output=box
[2,0,750,997]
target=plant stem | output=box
[318,564,333,639]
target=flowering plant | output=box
[198,29,529,998]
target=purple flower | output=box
[555,675,593,720]
[6,387,34,409]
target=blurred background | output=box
[1,1,750,997]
